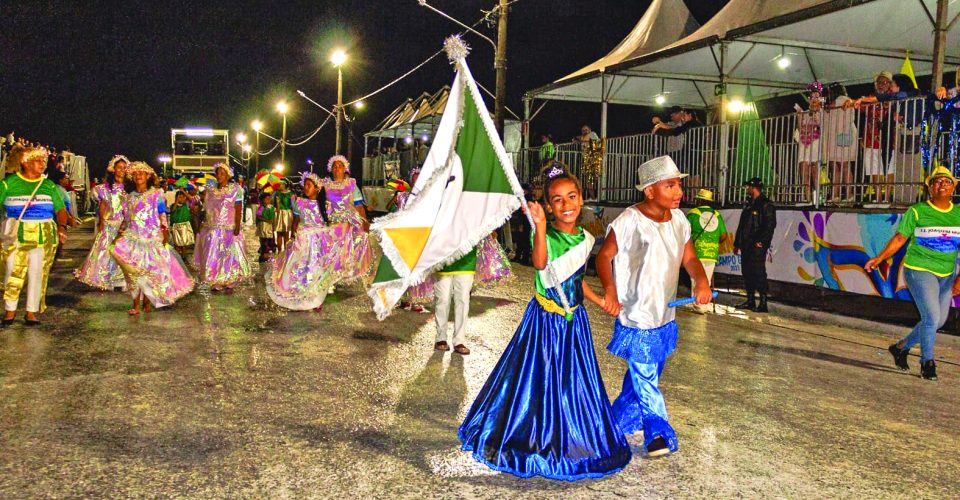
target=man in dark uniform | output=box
[734,177,777,312]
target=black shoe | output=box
[1,317,14,327]
[735,299,756,311]
[24,318,40,327]
[646,437,670,458]
[921,360,938,381]
[755,294,769,313]
[888,344,910,371]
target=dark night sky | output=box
[2,1,725,178]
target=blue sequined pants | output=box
[608,320,679,452]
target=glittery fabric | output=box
[265,198,341,310]
[607,319,678,364]
[111,189,194,307]
[170,222,194,247]
[75,183,126,289]
[474,234,512,289]
[2,220,57,313]
[323,177,375,283]
[193,184,252,288]
[274,209,294,232]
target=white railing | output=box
[512,95,931,208]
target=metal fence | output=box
[513,95,933,208]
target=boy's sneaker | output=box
[646,437,671,458]
[921,360,938,381]
[888,344,909,371]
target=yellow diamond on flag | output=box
[384,227,433,271]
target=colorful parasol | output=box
[386,179,410,192]
[193,174,217,187]
[256,170,284,193]
[174,176,192,188]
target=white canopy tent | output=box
[526,0,960,134]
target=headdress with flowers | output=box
[213,161,234,177]
[300,171,322,189]
[107,155,130,173]
[807,81,824,94]
[327,155,350,173]
[20,147,49,165]
[126,161,155,178]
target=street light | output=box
[354,101,365,110]
[250,120,263,173]
[273,162,284,173]
[276,102,288,167]
[331,49,347,155]
[236,132,248,145]
[158,155,172,177]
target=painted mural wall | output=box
[580,206,923,304]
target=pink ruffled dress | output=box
[76,182,127,289]
[193,183,252,288]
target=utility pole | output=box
[931,0,949,92]
[494,0,508,138]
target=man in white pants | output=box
[434,248,476,355]
[686,189,728,314]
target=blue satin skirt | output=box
[458,298,632,481]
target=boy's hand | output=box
[601,293,621,317]
[694,283,713,305]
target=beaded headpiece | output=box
[20,147,49,165]
[126,161,155,177]
[213,161,234,177]
[327,155,350,173]
[107,155,130,173]
[807,81,824,94]
[300,171,322,189]
[546,165,565,179]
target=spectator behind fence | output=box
[794,81,824,204]
[884,73,923,205]
[824,84,858,203]
[573,124,599,143]
[847,71,894,205]
[538,133,555,166]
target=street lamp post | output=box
[276,102,289,167]
[331,49,347,155]
[251,120,262,173]
[158,155,172,177]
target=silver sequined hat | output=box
[635,155,688,191]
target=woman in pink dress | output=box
[76,155,128,290]
[322,155,375,285]
[193,162,252,290]
[111,161,194,315]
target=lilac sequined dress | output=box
[323,177,375,283]
[111,189,195,306]
[76,183,127,289]
[265,197,343,310]
[396,191,434,304]
[475,234,513,289]
[193,183,252,288]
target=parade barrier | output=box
[579,205,954,315]
[517,95,931,209]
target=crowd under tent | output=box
[525,0,960,140]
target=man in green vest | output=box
[686,189,728,313]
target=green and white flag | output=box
[368,36,524,320]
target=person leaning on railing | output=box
[864,166,960,381]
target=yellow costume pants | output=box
[2,220,57,313]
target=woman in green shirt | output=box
[865,166,960,380]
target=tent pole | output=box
[932,0,949,91]
[719,41,730,206]
[600,74,609,203]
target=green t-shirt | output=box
[259,205,276,222]
[169,203,192,224]
[687,206,727,262]
[438,248,477,275]
[275,191,293,210]
[897,201,960,277]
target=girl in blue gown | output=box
[459,171,632,480]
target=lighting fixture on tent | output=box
[727,99,745,113]
[770,46,798,71]
[777,56,791,69]
[655,94,667,105]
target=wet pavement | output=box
[1,221,958,498]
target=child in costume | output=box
[459,169,632,480]
[168,190,194,260]
[193,162,252,290]
[110,161,194,315]
[596,155,712,458]
[473,232,512,289]
[323,155,374,284]
[76,155,128,290]
[273,180,294,252]
[265,172,343,311]
[393,168,434,313]
[256,192,276,263]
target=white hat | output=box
[635,155,687,191]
